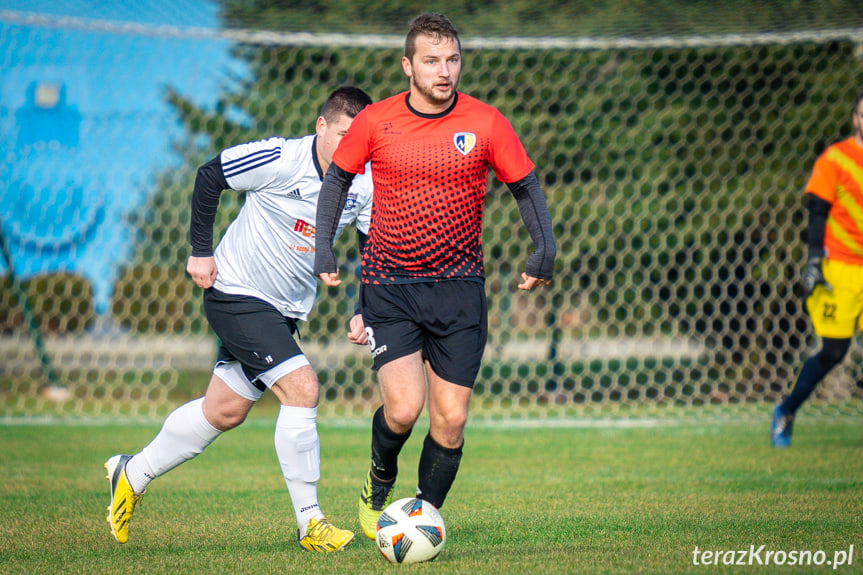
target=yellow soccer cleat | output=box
[298,517,355,552]
[358,470,395,540]
[104,454,144,544]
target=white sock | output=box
[124,397,221,493]
[274,405,324,537]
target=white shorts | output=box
[213,355,311,401]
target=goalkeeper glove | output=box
[802,254,831,296]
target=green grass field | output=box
[1,412,862,574]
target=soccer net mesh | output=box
[2,3,863,420]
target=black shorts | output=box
[359,280,488,388]
[203,287,302,391]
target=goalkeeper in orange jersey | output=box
[772,91,863,447]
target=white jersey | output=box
[213,134,372,321]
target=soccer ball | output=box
[376,497,446,564]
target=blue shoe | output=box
[771,405,794,448]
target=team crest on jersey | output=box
[454,132,476,156]
[345,191,358,211]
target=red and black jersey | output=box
[333,92,534,284]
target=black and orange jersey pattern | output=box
[333,92,534,284]
[807,137,863,265]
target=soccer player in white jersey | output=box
[103,86,373,552]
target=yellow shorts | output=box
[806,258,863,339]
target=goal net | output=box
[2,2,863,420]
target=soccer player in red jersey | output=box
[314,13,556,538]
[771,91,863,447]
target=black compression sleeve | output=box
[190,155,229,257]
[353,230,369,316]
[313,162,356,275]
[807,193,831,258]
[506,171,557,279]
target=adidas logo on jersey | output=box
[285,188,302,200]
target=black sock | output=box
[416,433,463,509]
[370,405,411,482]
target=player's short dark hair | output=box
[320,86,372,122]
[855,90,863,114]
[404,12,460,62]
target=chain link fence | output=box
[2,4,863,419]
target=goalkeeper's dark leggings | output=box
[780,337,850,415]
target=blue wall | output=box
[0,2,239,314]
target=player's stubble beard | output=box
[412,74,459,109]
